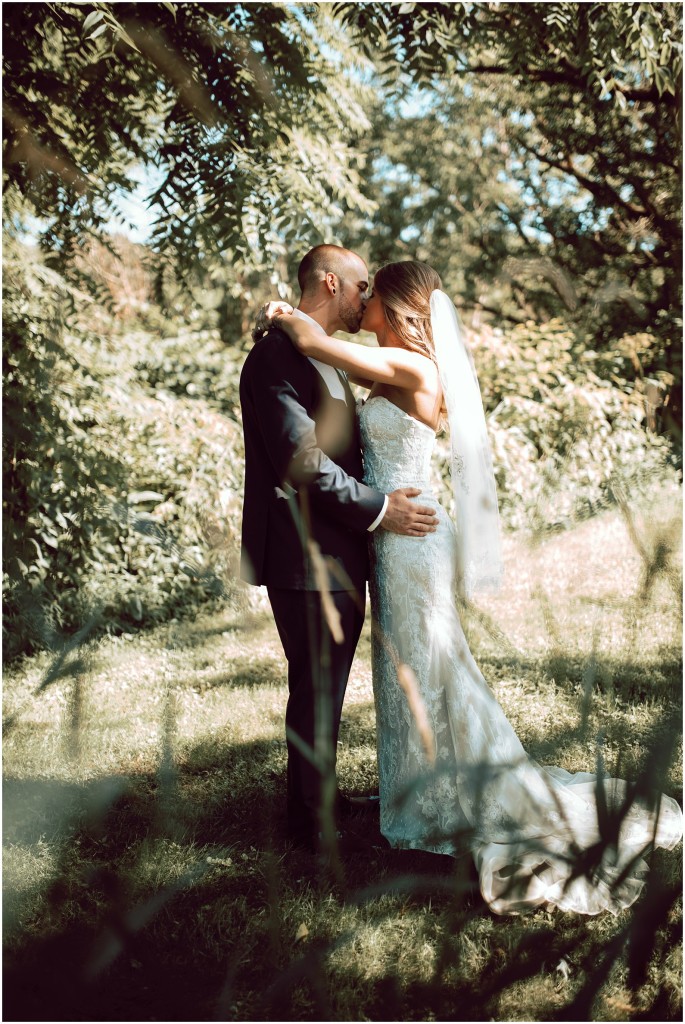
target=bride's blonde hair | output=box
[373,261,442,362]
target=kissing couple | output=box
[239,245,682,916]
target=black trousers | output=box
[267,587,364,837]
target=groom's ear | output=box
[324,272,338,296]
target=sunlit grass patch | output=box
[3,498,682,1021]
[3,839,60,934]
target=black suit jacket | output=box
[239,327,386,592]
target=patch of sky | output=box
[400,224,421,243]
[509,109,534,129]
[10,212,44,248]
[105,165,167,243]
[544,174,582,208]
[578,206,612,232]
[289,2,376,81]
[397,87,437,119]
[375,153,415,188]
[11,174,165,247]
[505,202,553,246]
[523,224,553,245]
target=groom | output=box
[239,244,437,852]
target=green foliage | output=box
[333,2,682,101]
[2,235,129,656]
[2,235,245,661]
[465,320,676,531]
[2,2,376,283]
[5,2,681,420]
[333,2,682,434]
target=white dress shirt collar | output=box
[292,308,347,401]
[292,307,324,332]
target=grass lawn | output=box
[3,495,682,1022]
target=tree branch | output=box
[495,203,539,253]
[462,301,528,326]
[516,137,651,223]
[460,65,677,106]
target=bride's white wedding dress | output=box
[360,394,683,916]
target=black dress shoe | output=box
[337,793,381,818]
[288,826,383,856]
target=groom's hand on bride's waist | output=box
[381,488,438,537]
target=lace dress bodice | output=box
[360,396,434,493]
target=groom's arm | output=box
[243,332,385,531]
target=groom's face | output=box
[333,256,369,334]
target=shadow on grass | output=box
[173,662,286,692]
[164,609,275,649]
[3,736,281,1022]
[474,649,683,704]
[3,594,683,1023]
[3,686,683,1023]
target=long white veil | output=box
[430,289,503,598]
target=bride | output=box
[262,260,682,916]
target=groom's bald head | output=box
[297,244,366,297]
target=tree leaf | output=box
[127,491,165,505]
[82,10,104,33]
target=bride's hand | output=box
[253,301,322,356]
[252,300,294,340]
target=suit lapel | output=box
[308,357,347,402]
